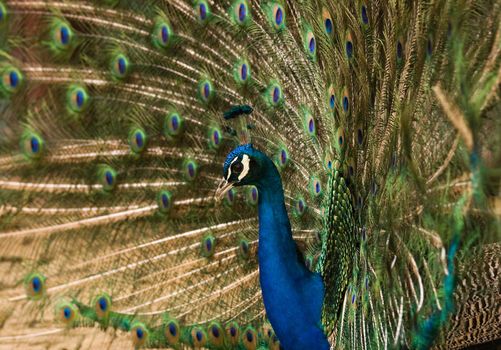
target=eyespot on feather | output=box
[20,131,44,160]
[152,18,173,49]
[164,111,184,138]
[130,322,149,347]
[194,0,211,23]
[94,293,111,320]
[56,301,79,326]
[128,128,147,154]
[25,273,46,299]
[231,0,250,26]
[1,65,23,95]
[67,85,89,113]
[191,327,207,347]
[322,8,333,36]
[184,159,198,181]
[226,321,241,345]
[268,3,285,31]
[164,318,180,345]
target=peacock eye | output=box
[232,162,243,173]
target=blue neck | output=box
[255,157,330,350]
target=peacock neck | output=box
[255,164,300,273]
[253,157,329,350]
[255,159,298,273]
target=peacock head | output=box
[216,144,267,200]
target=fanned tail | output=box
[0,0,500,349]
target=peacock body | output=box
[0,0,500,349]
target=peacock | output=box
[0,0,500,349]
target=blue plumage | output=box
[220,145,330,349]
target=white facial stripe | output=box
[238,154,250,181]
[225,156,239,180]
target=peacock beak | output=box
[215,178,234,202]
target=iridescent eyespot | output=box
[324,154,333,171]
[105,171,114,187]
[164,318,180,345]
[272,87,280,103]
[131,322,149,347]
[234,59,251,85]
[194,0,211,23]
[21,131,44,159]
[208,127,222,149]
[1,65,23,94]
[231,0,250,26]
[322,8,333,36]
[128,128,147,153]
[225,187,236,206]
[295,196,306,217]
[201,234,216,257]
[226,322,240,345]
[345,32,354,60]
[360,3,369,26]
[56,301,79,325]
[0,3,7,24]
[164,112,184,138]
[152,19,173,49]
[184,159,198,181]
[246,186,258,206]
[198,78,214,104]
[191,327,207,347]
[67,85,89,113]
[269,3,285,31]
[265,81,283,107]
[239,239,250,259]
[310,176,322,197]
[111,53,129,79]
[157,190,173,214]
[303,108,316,137]
[342,87,349,113]
[51,20,74,50]
[327,84,336,111]
[98,165,117,192]
[277,147,289,168]
[208,322,224,346]
[303,27,316,59]
[337,128,345,150]
[25,273,45,299]
[94,293,111,319]
[242,326,257,349]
